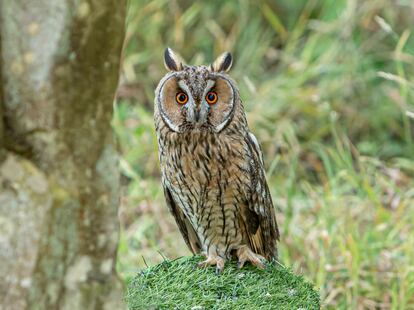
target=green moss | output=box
[126,256,319,310]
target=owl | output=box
[154,48,279,272]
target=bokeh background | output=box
[115,0,414,308]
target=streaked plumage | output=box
[154,48,279,271]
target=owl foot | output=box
[198,254,225,274]
[236,245,266,269]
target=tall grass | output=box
[115,0,414,308]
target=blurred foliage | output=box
[115,0,414,308]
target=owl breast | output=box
[159,128,252,258]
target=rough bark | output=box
[0,1,126,309]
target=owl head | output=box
[155,48,239,133]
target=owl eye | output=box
[206,91,218,105]
[176,92,188,105]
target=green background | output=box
[116,1,414,308]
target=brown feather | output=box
[241,132,280,260]
[163,185,201,254]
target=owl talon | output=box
[198,255,225,272]
[236,245,266,270]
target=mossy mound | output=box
[126,256,320,309]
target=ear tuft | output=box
[211,52,233,72]
[164,47,184,71]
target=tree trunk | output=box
[0,1,126,309]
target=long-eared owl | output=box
[154,48,279,272]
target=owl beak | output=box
[188,107,202,124]
[194,110,201,122]
[186,101,204,124]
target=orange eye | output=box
[206,91,218,105]
[176,92,188,105]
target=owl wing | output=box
[162,183,201,254]
[239,132,280,260]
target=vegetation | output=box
[126,256,319,309]
[116,0,414,308]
